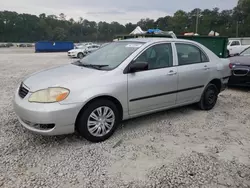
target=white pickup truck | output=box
[227,39,250,56]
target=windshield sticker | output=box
[125,44,142,48]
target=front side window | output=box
[176,43,209,66]
[78,41,144,70]
[134,43,173,70]
[231,41,240,46]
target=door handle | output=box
[204,65,210,70]
[167,70,177,75]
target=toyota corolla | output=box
[13,38,231,142]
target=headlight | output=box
[29,87,70,103]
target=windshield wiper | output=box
[72,60,109,69]
[78,63,109,70]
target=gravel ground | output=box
[0,48,250,188]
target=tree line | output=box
[0,0,250,42]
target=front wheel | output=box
[76,99,120,142]
[198,83,219,110]
[77,52,84,59]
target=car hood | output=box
[23,64,105,92]
[230,56,250,66]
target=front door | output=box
[127,43,178,115]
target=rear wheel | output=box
[76,99,120,142]
[77,52,84,59]
[198,83,219,110]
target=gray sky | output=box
[1,0,238,24]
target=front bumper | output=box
[228,70,250,87]
[68,52,78,58]
[13,91,83,136]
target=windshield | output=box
[75,45,86,49]
[79,41,144,70]
[240,46,250,56]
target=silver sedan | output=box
[13,38,231,142]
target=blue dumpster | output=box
[35,41,74,52]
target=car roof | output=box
[120,37,191,44]
[85,44,100,47]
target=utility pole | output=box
[3,20,7,42]
[236,21,239,37]
[96,25,98,42]
[195,9,199,34]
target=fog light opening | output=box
[34,124,55,130]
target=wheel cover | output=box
[205,87,217,105]
[79,53,83,58]
[87,106,115,137]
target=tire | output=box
[198,83,219,110]
[76,99,120,142]
[77,52,84,59]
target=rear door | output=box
[174,43,211,104]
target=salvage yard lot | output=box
[0,48,250,188]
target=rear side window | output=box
[175,43,209,66]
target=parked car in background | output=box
[75,42,94,49]
[0,44,6,48]
[5,43,14,47]
[100,43,110,48]
[227,39,250,56]
[26,44,33,47]
[13,38,231,142]
[228,46,250,87]
[18,44,27,47]
[229,37,250,45]
[68,44,100,58]
[0,43,14,48]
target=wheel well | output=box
[209,79,222,92]
[75,96,123,126]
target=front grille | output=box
[18,84,29,98]
[233,69,249,76]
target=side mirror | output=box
[129,61,148,73]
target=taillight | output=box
[229,63,233,69]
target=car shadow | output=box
[228,86,250,92]
[116,104,197,132]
